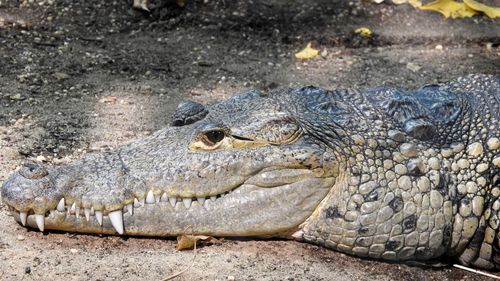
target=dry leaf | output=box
[295,43,319,60]
[419,0,477,18]
[99,96,118,103]
[133,0,149,11]
[354,27,373,38]
[464,0,500,18]
[176,235,212,251]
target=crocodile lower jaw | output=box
[9,187,237,234]
[9,177,334,237]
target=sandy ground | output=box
[0,0,499,280]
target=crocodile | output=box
[1,74,499,269]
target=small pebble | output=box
[9,94,23,100]
[70,248,78,254]
[17,235,25,241]
[435,44,443,50]
[406,62,421,72]
[227,276,235,281]
[36,155,46,162]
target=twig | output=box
[80,36,103,42]
[453,264,500,279]
[33,41,58,47]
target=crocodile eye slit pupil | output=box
[204,130,225,145]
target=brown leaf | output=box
[176,235,213,251]
[99,96,118,103]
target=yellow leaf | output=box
[295,43,319,60]
[354,27,372,38]
[419,0,477,18]
[464,0,500,18]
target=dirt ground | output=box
[0,0,499,280]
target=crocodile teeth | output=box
[84,208,91,221]
[19,211,27,226]
[146,190,155,204]
[197,197,206,205]
[90,207,95,216]
[182,198,192,209]
[210,196,216,202]
[95,211,103,226]
[169,197,177,207]
[133,198,140,208]
[49,210,55,217]
[35,214,45,232]
[57,198,65,212]
[160,193,169,202]
[70,203,76,215]
[126,204,133,215]
[109,210,124,235]
[75,207,81,219]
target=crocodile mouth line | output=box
[7,187,239,235]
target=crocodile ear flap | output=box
[171,101,208,127]
[384,95,437,141]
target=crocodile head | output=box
[1,88,347,237]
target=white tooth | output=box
[20,211,27,226]
[70,203,76,214]
[139,197,145,205]
[75,207,80,219]
[155,195,160,203]
[95,211,103,226]
[169,197,177,207]
[126,204,133,215]
[210,196,217,202]
[35,214,45,232]
[49,210,55,217]
[146,190,155,204]
[90,207,95,215]
[57,198,65,212]
[108,210,124,235]
[84,208,91,221]
[160,193,169,202]
[182,198,192,209]
[197,197,206,205]
[134,198,140,208]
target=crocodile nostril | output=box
[19,163,49,180]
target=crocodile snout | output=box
[1,162,66,231]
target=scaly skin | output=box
[1,74,499,269]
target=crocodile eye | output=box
[202,130,225,146]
